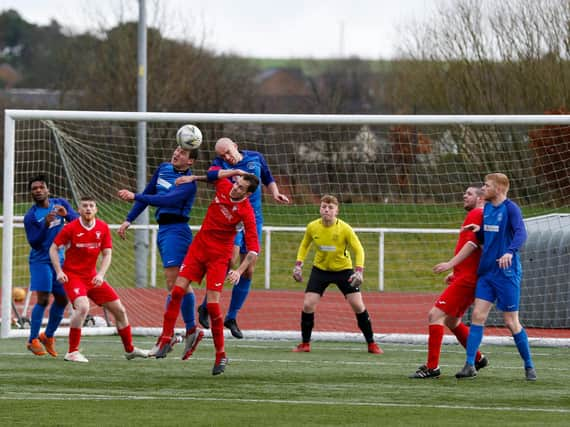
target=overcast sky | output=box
[1,0,439,59]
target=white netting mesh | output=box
[3,113,570,342]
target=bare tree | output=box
[392,0,570,114]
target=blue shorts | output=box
[475,269,521,312]
[234,216,263,254]
[157,223,193,268]
[29,263,66,295]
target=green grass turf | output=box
[1,337,569,426]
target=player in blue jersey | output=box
[455,173,536,381]
[23,175,79,357]
[117,146,203,359]
[192,137,290,338]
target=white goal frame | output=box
[3,110,570,343]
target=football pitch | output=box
[0,337,568,426]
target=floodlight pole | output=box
[135,0,149,288]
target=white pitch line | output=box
[1,392,569,414]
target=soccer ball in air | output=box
[176,124,203,150]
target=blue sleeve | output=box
[507,201,527,253]
[24,210,48,249]
[125,168,160,222]
[211,157,224,168]
[258,152,275,186]
[134,183,196,209]
[206,167,221,182]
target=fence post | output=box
[264,228,271,289]
[379,230,385,292]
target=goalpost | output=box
[2,110,570,346]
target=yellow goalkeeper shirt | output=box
[296,218,364,272]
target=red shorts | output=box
[178,234,233,292]
[433,279,476,318]
[63,272,119,306]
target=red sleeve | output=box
[461,208,483,244]
[215,177,232,193]
[53,222,72,247]
[242,201,259,254]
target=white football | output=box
[176,124,203,150]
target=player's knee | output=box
[35,292,49,306]
[428,307,445,324]
[471,309,487,324]
[53,293,68,306]
[503,315,520,333]
[74,303,90,318]
[171,285,186,301]
[443,316,460,329]
[302,302,316,313]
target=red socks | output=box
[161,286,185,339]
[68,327,82,353]
[118,325,134,353]
[207,302,225,357]
[427,324,444,369]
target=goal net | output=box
[2,110,570,346]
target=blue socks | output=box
[226,277,251,320]
[44,301,66,337]
[29,304,46,342]
[181,292,196,331]
[513,328,534,369]
[465,324,484,365]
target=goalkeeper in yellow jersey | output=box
[291,194,382,354]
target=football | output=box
[13,287,26,302]
[176,124,203,150]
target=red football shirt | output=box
[54,218,112,276]
[199,178,259,254]
[452,207,483,286]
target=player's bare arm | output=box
[117,189,135,201]
[93,248,112,286]
[433,241,479,273]
[49,242,68,283]
[117,221,131,240]
[174,175,206,185]
[215,169,247,179]
[267,182,290,204]
[461,223,480,232]
[227,251,258,285]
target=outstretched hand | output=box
[274,193,291,204]
[461,223,480,233]
[175,175,198,186]
[117,189,135,202]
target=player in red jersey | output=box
[49,196,148,363]
[409,185,488,378]
[155,169,260,375]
